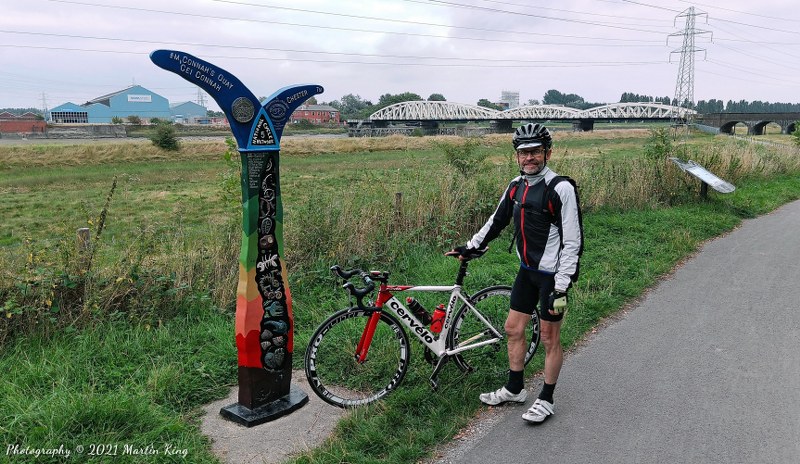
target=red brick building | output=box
[290,104,341,125]
[0,112,47,134]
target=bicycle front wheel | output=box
[305,307,410,408]
[448,285,540,376]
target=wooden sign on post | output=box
[151,50,322,426]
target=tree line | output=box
[319,90,800,120]
[8,91,800,123]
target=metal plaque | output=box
[669,157,736,193]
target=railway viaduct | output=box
[697,112,799,135]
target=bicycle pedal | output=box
[428,354,450,391]
[429,377,439,391]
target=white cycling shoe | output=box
[479,386,528,406]
[522,398,554,423]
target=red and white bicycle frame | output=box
[354,282,504,364]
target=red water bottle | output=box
[430,304,446,333]
[406,297,432,324]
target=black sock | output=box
[505,370,524,394]
[538,382,556,403]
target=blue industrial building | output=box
[170,101,209,124]
[49,85,174,123]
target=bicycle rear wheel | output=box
[305,307,410,408]
[448,285,540,376]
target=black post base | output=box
[219,384,309,427]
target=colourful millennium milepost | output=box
[151,49,323,426]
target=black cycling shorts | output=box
[510,267,563,322]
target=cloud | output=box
[2,0,799,112]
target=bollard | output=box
[151,50,322,426]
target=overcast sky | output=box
[2,0,799,112]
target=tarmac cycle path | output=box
[433,199,800,464]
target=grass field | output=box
[1,129,799,463]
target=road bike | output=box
[304,250,540,408]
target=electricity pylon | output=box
[196,88,207,108]
[668,7,712,138]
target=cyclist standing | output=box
[451,123,582,424]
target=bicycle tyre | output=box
[448,285,540,376]
[305,307,410,408]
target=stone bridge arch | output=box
[751,120,784,136]
[701,112,800,135]
[719,120,745,135]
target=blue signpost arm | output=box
[150,50,323,426]
[150,50,322,150]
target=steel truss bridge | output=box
[367,101,696,132]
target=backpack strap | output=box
[549,175,584,262]
[543,176,567,222]
[507,178,524,253]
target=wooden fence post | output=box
[76,227,91,270]
[394,192,403,219]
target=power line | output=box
[0,30,664,62]
[401,0,670,25]
[619,0,682,14]
[716,38,800,45]
[677,0,800,24]
[0,43,667,68]
[211,0,670,32]
[713,42,800,72]
[42,0,667,44]
[708,17,800,36]
[706,59,800,84]
[7,0,797,107]
[708,21,800,62]
[623,0,800,34]
[401,0,671,33]
[698,68,800,89]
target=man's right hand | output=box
[445,246,487,259]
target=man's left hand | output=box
[548,290,568,315]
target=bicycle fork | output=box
[353,308,451,391]
[354,311,382,363]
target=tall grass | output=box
[2,130,800,463]
[2,130,799,346]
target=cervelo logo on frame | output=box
[387,299,435,344]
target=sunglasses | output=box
[516,148,546,157]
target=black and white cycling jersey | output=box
[466,167,582,292]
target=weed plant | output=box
[149,122,181,152]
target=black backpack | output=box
[508,175,584,283]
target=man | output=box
[451,123,582,424]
